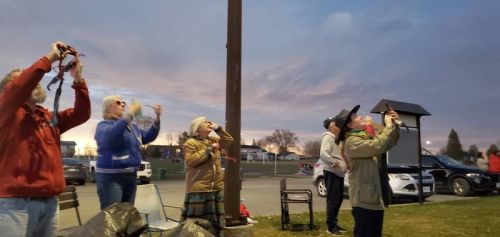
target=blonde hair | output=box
[102,95,122,119]
[189,116,207,137]
[0,68,22,92]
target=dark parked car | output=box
[63,158,87,185]
[421,155,498,196]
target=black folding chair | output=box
[280,178,314,231]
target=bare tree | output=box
[255,138,274,153]
[255,138,268,148]
[265,129,299,158]
[304,140,321,158]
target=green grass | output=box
[147,159,312,180]
[252,196,500,237]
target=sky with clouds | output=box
[1,0,499,153]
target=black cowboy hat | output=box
[334,105,360,145]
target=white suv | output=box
[313,159,435,202]
[89,160,152,184]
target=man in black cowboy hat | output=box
[321,116,348,235]
[334,105,399,237]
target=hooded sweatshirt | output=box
[320,131,347,177]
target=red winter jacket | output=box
[489,153,500,173]
[0,57,91,198]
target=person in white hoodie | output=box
[321,115,348,235]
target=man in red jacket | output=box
[0,42,91,237]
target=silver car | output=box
[313,159,435,202]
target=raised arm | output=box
[57,80,91,133]
[141,121,160,144]
[0,58,51,127]
[141,104,162,144]
[215,128,234,149]
[345,125,398,159]
[0,42,65,128]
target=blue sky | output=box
[1,0,499,153]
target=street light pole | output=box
[224,0,244,226]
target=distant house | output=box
[60,141,76,158]
[241,145,269,161]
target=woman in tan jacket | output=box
[335,105,399,237]
[181,117,233,237]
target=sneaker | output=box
[246,217,258,224]
[335,225,347,233]
[326,228,342,236]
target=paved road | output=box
[59,176,477,229]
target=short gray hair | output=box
[188,117,207,137]
[0,68,22,92]
[102,95,122,119]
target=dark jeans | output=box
[96,172,137,210]
[352,207,384,237]
[324,170,344,229]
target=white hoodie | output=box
[320,131,347,177]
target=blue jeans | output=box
[96,172,137,210]
[0,197,58,237]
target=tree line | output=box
[169,127,499,162]
[441,128,498,161]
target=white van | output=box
[89,160,152,184]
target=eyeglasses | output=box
[115,100,126,106]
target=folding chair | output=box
[280,178,314,231]
[135,184,181,237]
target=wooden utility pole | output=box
[224,0,243,226]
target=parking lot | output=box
[59,176,480,229]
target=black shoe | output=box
[335,225,347,233]
[326,227,343,236]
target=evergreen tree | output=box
[467,144,479,156]
[446,129,464,161]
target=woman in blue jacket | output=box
[94,95,161,210]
